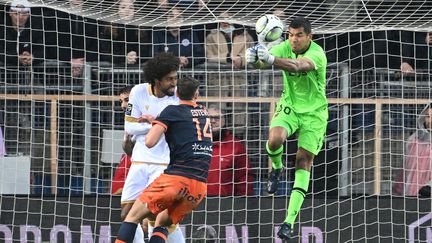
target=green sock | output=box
[284,169,311,226]
[266,141,283,170]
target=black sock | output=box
[149,226,169,243]
[116,221,137,243]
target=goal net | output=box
[0,0,431,242]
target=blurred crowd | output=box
[0,0,430,78]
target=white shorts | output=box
[120,162,167,203]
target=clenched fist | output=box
[257,45,275,65]
[246,46,259,64]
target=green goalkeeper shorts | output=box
[270,100,328,155]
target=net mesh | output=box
[0,0,431,242]
[0,0,430,32]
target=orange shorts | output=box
[139,173,207,224]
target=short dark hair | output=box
[289,17,312,34]
[177,76,200,100]
[118,85,134,95]
[144,52,179,86]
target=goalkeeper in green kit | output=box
[246,17,327,240]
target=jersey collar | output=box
[180,100,198,107]
[147,84,154,96]
[295,41,312,57]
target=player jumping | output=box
[246,16,328,240]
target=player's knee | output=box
[268,136,284,151]
[295,160,311,171]
[295,149,314,170]
[268,128,287,150]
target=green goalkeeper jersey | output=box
[270,40,327,113]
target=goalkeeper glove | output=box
[257,45,275,65]
[246,46,259,64]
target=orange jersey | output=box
[152,101,212,182]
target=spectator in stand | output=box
[393,104,432,196]
[87,21,138,66]
[113,25,153,66]
[117,0,142,66]
[111,85,135,195]
[42,0,96,77]
[400,31,432,74]
[205,12,254,99]
[118,0,153,66]
[349,30,413,71]
[313,32,350,66]
[205,13,254,69]
[102,0,153,66]
[135,26,153,65]
[272,8,285,20]
[66,0,93,76]
[153,8,205,68]
[118,0,135,21]
[347,30,411,132]
[0,0,44,66]
[85,0,139,66]
[206,105,254,196]
[157,0,204,13]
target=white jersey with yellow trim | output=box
[124,83,179,164]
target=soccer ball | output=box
[255,14,284,42]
